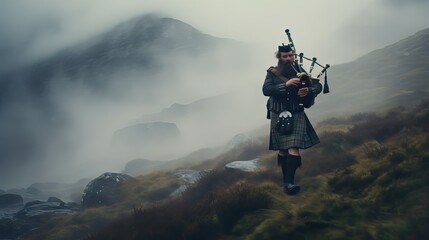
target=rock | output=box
[24,200,44,208]
[47,197,65,206]
[174,169,209,184]
[81,172,134,209]
[169,185,188,198]
[170,169,210,197]
[0,204,23,220]
[16,201,78,219]
[0,194,23,208]
[1,198,78,239]
[7,185,60,204]
[225,159,259,172]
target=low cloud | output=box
[1,0,428,189]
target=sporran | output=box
[276,111,293,134]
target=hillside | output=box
[312,27,429,120]
[19,100,429,240]
[119,27,429,155]
[0,14,234,101]
[0,14,245,188]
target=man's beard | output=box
[277,60,297,79]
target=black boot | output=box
[284,154,301,195]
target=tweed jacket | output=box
[262,65,322,115]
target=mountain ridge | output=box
[0,14,246,188]
[310,27,429,120]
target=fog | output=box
[2,0,429,70]
[1,0,428,189]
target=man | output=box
[262,44,322,195]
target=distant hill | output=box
[312,27,429,120]
[117,26,429,165]
[129,27,429,145]
[0,14,245,187]
[0,14,240,105]
[110,121,181,160]
[133,93,260,150]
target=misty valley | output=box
[1,14,429,240]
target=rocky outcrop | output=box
[16,201,78,219]
[0,194,23,208]
[174,170,207,184]
[225,159,259,172]
[170,169,210,197]
[24,200,44,208]
[1,179,91,206]
[0,195,79,240]
[47,197,65,206]
[81,172,134,209]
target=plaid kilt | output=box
[269,111,320,150]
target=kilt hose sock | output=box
[284,153,301,195]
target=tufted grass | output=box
[23,100,429,240]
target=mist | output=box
[1,0,428,189]
[0,20,266,189]
[2,0,429,69]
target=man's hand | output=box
[285,77,301,87]
[298,87,309,97]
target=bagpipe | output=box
[283,29,330,108]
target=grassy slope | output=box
[21,172,180,240]
[23,101,429,240]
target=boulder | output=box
[225,159,259,172]
[24,200,44,208]
[0,194,23,208]
[1,197,78,240]
[81,172,134,209]
[7,185,62,204]
[16,201,78,219]
[47,197,65,206]
[170,169,210,197]
[174,169,207,184]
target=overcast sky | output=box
[1,0,429,70]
